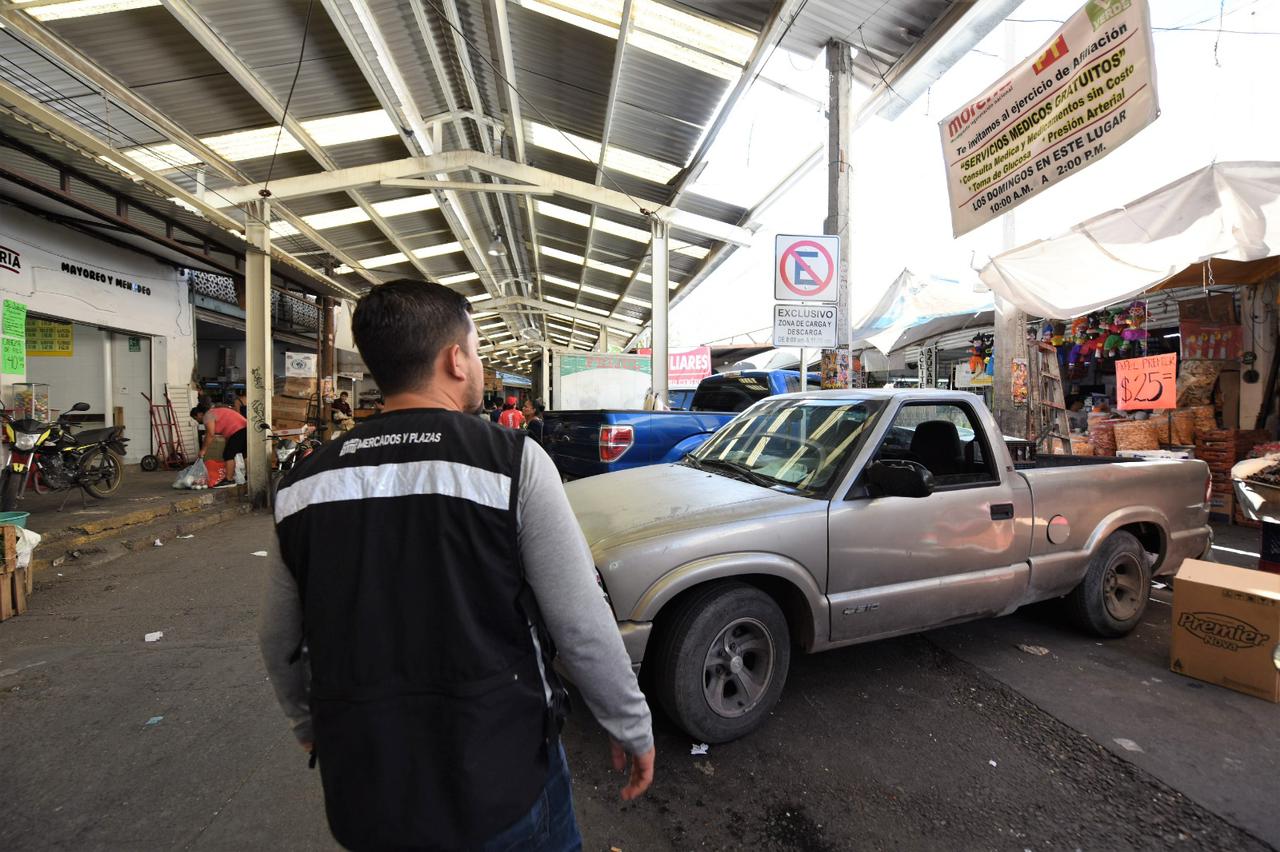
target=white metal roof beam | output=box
[407,0,534,338]
[0,77,358,298]
[485,0,546,336]
[159,0,445,287]
[0,7,379,288]
[381,178,551,195]
[217,152,752,245]
[570,0,635,346]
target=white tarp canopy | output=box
[850,268,993,355]
[978,161,1280,319]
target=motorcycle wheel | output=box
[0,469,20,512]
[81,449,124,499]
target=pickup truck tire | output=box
[1066,530,1150,637]
[652,582,791,743]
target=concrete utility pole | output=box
[822,40,854,389]
[650,217,670,405]
[991,24,1029,438]
[245,199,273,508]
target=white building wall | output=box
[0,207,198,459]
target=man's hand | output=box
[610,739,655,801]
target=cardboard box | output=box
[1170,560,1280,702]
[280,377,318,399]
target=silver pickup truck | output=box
[565,389,1213,743]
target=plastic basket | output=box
[0,511,30,529]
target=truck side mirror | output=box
[866,459,935,498]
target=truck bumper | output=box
[618,621,652,667]
[1161,525,1213,576]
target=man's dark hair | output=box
[528,399,545,416]
[191,404,209,419]
[339,391,349,398]
[352,279,472,395]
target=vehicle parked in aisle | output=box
[544,369,819,479]
[1,401,128,510]
[565,389,1214,743]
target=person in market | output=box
[331,391,353,419]
[259,279,655,851]
[489,395,503,423]
[498,395,525,429]
[189,402,247,487]
[523,398,546,446]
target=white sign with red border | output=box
[775,234,839,303]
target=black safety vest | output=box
[274,408,566,850]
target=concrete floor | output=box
[0,514,1275,851]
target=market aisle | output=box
[1,514,1272,851]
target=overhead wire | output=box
[264,0,316,190]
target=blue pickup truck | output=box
[543,370,818,479]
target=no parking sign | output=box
[775,234,839,302]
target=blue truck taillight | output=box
[599,424,634,463]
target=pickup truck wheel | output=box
[653,582,790,743]
[1067,530,1150,637]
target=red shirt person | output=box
[498,396,525,429]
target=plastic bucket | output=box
[0,511,30,529]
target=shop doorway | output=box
[109,332,152,463]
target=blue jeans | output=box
[482,743,582,852]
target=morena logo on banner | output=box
[774,234,839,303]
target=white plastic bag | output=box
[172,459,209,490]
[15,528,41,570]
[233,453,246,485]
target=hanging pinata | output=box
[1121,301,1148,354]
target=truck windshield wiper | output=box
[694,457,782,490]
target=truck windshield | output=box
[688,398,885,494]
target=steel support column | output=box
[821,40,854,389]
[650,218,670,406]
[245,201,273,508]
[319,296,338,425]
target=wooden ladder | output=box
[1032,341,1072,455]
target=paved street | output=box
[1,513,1275,851]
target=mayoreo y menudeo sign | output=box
[939,0,1159,237]
[773,304,837,348]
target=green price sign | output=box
[2,300,27,339]
[2,336,26,375]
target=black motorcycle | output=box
[1,401,129,511]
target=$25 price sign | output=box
[1116,353,1177,411]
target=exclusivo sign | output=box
[939,0,1158,237]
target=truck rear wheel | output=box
[1067,530,1150,637]
[652,582,790,743]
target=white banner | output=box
[773,304,837,348]
[939,0,1158,237]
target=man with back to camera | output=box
[259,279,655,850]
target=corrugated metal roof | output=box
[0,0,971,352]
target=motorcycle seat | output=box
[72,427,123,445]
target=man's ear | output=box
[443,343,466,382]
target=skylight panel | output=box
[535,201,709,259]
[26,0,159,21]
[374,194,439,218]
[514,0,755,81]
[413,242,462,259]
[303,206,370,231]
[526,122,680,185]
[204,125,304,162]
[304,110,398,147]
[356,252,408,269]
[127,144,199,174]
[467,293,493,303]
[440,272,479,285]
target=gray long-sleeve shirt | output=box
[258,436,654,756]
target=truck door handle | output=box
[990,503,1014,521]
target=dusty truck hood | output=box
[564,463,828,622]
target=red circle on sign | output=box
[778,240,835,297]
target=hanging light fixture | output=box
[487,232,507,257]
